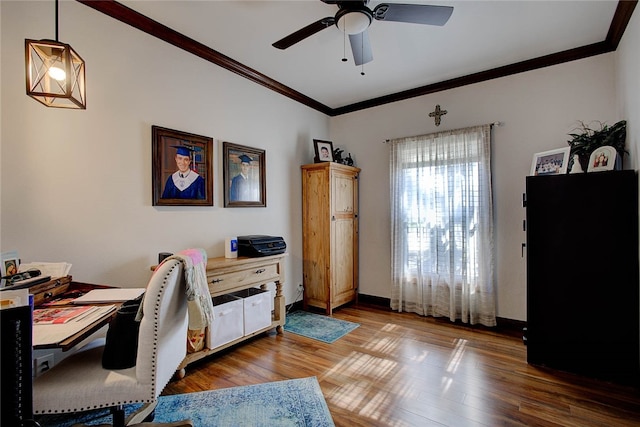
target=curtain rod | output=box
[382,121,502,143]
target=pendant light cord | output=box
[55,0,59,42]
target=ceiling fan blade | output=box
[349,30,373,66]
[373,4,453,26]
[272,17,335,49]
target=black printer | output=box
[237,235,286,257]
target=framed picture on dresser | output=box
[587,146,617,172]
[152,126,213,206]
[530,147,570,176]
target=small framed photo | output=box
[313,139,334,162]
[152,126,214,206]
[1,251,20,284]
[223,142,266,207]
[530,147,571,176]
[587,146,617,172]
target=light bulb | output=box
[48,66,66,81]
[336,11,371,35]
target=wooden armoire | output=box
[302,162,360,315]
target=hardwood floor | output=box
[163,304,640,426]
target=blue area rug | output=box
[36,377,333,427]
[284,311,359,343]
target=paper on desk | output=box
[0,289,30,309]
[33,305,98,324]
[19,262,72,279]
[33,304,116,346]
[72,288,145,304]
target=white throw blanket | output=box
[158,248,215,330]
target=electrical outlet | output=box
[34,353,54,376]
[297,283,304,291]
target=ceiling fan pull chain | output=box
[360,35,365,75]
[342,26,347,62]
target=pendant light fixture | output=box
[25,0,86,109]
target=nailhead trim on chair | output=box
[87,264,178,411]
[145,263,176,401]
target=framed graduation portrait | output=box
[152,126,213,206]
[223,142,266,208]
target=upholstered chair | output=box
[33,259,192,427]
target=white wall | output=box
[330,54,620,321]
[0,2,3,249]
[616,4,640,170]
[0,1,329,305]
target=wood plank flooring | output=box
[162,304,640,426]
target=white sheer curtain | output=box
[390,125,496,326]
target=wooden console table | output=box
[176,254,286,376]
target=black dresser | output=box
[525,170,639,385]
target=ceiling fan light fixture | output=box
[336,9,372,35]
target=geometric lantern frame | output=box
[25,38,86,109]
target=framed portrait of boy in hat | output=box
[223,141,266,207]
[152,126,213,206]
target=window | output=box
[390,125,496,326]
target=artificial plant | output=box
[567,120,627,172]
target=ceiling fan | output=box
[272,1,454,66]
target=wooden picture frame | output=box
[313,139,334,162]
[530,147,571,176]
[152,126,213,206]
[223,142,266,207]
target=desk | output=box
[33,305,118,352]
[30,277,119,351]
[1,277,121,426]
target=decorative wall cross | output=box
[429,104,448,126]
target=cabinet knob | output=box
[255,268,266,274]
[211,278,223,284]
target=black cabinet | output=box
[1,305,34,426]
[526,170,639,385]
